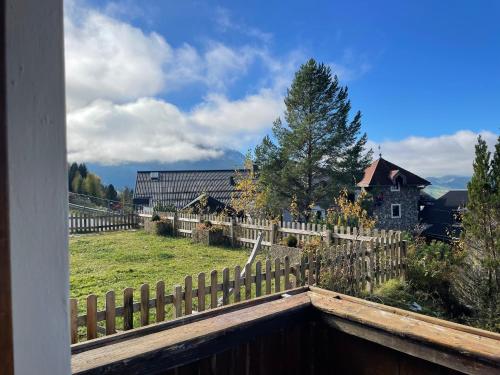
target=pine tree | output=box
[255,59,371,219]
[68,162,79,191]
[78,163,88,179]
[105,184,118,201]
[71,171,84,194]
[453,136,500,332]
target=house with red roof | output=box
[357,158,430,231]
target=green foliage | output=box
[151,214,161,222]
[105,184,118,201]
[155,221,173,236]
[286,235,298,248]
[255,58,372,220]
[452,135,500,332]
[153,202,177,213]
[407,239,464,300]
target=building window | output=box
[390,183,400,191]
[391,204,401,218]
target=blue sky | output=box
[65,0,499,176]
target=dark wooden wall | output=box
[161,319,463,375]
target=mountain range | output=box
[424,175,470,198]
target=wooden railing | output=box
[70,254,320,344]
[69,212,140,234]
[151,212,401,249]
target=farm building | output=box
[133,170,247,213]
[357,158,430,231]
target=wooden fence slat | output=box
[234,266,241,303]
[86,294,97,340]
[210,270,218,309]
[307,253,314,285]
[173,285,182,318]
[265,259,272,295]
[70,298,78,344]
[140,284,149,326]
[294,263,301,288]
[300,257,306,287]
[123,287,134,330]
[198,273,206,312]
[284,256,291,290]
[222,268,230,306]
[245,263,252,300]
[156,281,165,322]
[105,291,116,335]
[255,261,262,297]
[275,258,281,293]
[185,275,193,315]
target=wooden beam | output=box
[309,291,500,374]
[72,293,311,374]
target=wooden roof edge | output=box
[308,286,500,341]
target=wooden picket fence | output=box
[69,212,140,234]
[70,237,407,344]
[70,254,320,344]
[152,211,401,249]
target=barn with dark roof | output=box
[357,158,430,231]
[133,169,246,213]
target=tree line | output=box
[68,162,133,205]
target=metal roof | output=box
[133,169,247,209]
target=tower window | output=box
[391,204,401,218]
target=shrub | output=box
[286,235,298,248]
[156,221,173,236]
[151,214,161,222]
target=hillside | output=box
[424,175,470,198]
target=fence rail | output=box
[153,211,401,249]
[69,212,140,234]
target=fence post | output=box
[270,222,277,244]
[172,211,178,236]
[325,229,332,247]
[229,216,236,247]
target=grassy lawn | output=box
[70,230,251,311]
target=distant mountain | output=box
[424,175,470,198]
[87,149,245,189]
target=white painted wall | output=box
[6,0,70,373]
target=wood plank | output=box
[255,261,262,297]
[123,288,133,331]
[210,270,218,309]
[86,294,97,340]
[156,281,165,322]
[222,268,230,306]
[307,253,314,285]
[140,284,149,326]
[185,275,193,315]
[173,285,182,318]
[233,266,241,303]
[105,291,116,335]
[284,256,291,290]
[71,293,311,374]
[197,273,206,312]
[274,258,281,293]
[265,260,272,295]
[309,291,500,375]
[245,263,252,300]
[70,299,78,344]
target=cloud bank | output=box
[65,1,292,165]
[367,130,498,177]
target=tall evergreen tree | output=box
[68,162,79,191]
[78,163,88,179]
[453,136,500,332]
[255,59,371,219]
[105,184,118,201]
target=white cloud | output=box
[65,1,289,165]
[215,6,273,43]
[367,130,498,177]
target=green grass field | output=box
[70,230,251,310]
